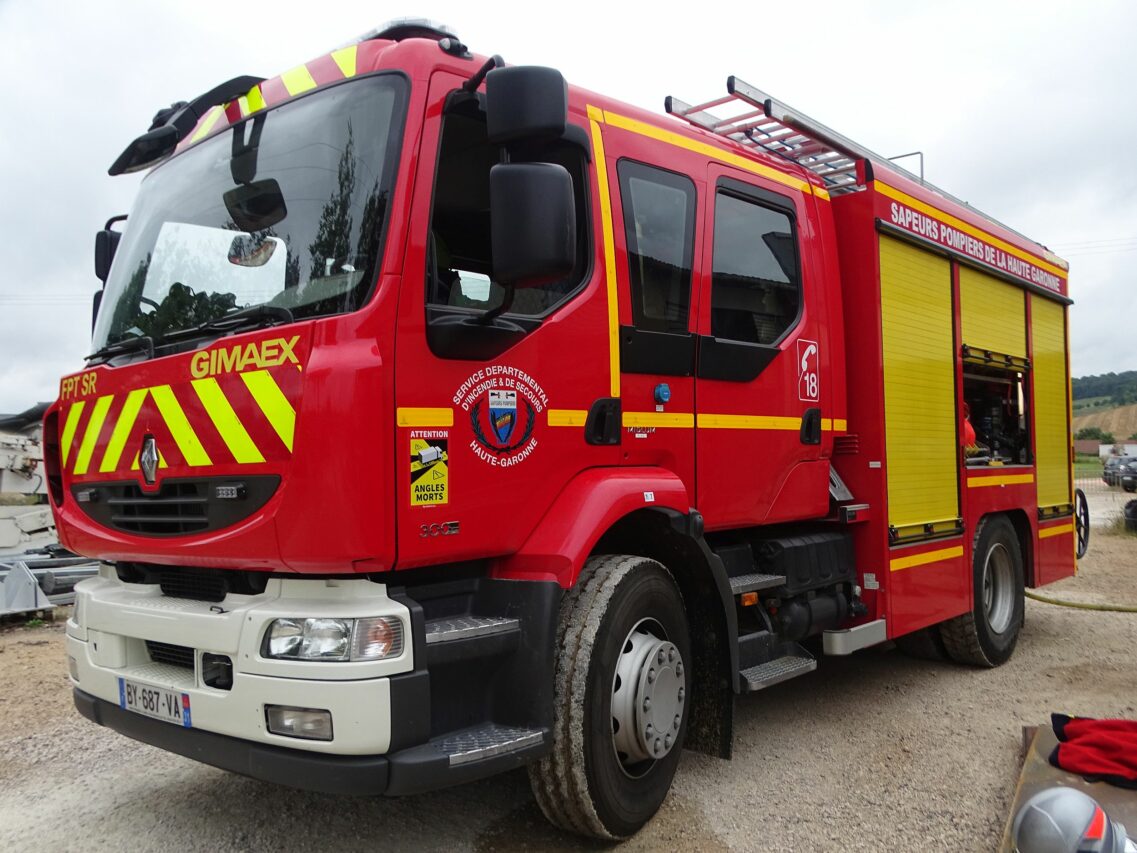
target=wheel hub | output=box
[611,619,685,772]
[984,542,1014,634]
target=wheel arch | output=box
[591,508,738,759]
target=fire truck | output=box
[48,22,1088,839]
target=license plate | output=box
[118,678,192,728]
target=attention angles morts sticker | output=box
[454,366,548,467]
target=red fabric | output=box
[962,418,976,446]
[1049,714,1137,789]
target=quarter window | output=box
[617,161,696,333]
[710,191,800,345]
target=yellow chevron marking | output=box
[396,407,453,428]
[623,411,695,428]
[331,45,357,78]
[149,385,212,466]
[73,396,114,475]
[190,106,223,143]
[99,388,148,473]
[242,370,296,451]
[60,401,86,467]
[280,64,318,97]
[1039,522,1074,539]
[587,108,621,399]
[547,409,589,427]
[889,544,965,572]
[245,84,266,114]
[192,378,265,464]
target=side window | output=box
[426,103,590,320]
[710,190,800,345]
[617,161,696,333]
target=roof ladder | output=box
[665,76,906,195]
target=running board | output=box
[437,723,544,766]
[823,618,887,655]
[739,653,817,693]
[729,572,784,596]
[424,615,519,644]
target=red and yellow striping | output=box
[176,45,364,154]
[58,361,301,478]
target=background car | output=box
[1103,455,1135,486]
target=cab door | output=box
[694,166,831,529]
[393,71,617,568]
[602,133,703,493]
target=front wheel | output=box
[942,515,1024,667]
[529,555,690,840]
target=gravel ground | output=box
[1,534,1134,852]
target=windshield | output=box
[93,74,407,353]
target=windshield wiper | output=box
[162,304,295,344]
[86,335,155,363]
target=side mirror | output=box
[107,124,179,176]
[94,224,124,283]
[485,66,567,144]
[490,163,575,288]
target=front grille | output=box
[145,640,195,669]
[110,481,209,535]
[158,567,228,602]
[71,476,279,537]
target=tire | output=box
[941,515,1024,667]
[528,554,690,840]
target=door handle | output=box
[800,408,822,445]
[585,398,622,446]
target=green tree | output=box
[1075,426,1115,443]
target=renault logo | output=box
[139,435,159,485]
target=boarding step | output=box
[435,723,544,766]
[739,654,817,693]
[729,572,784,596]
[424,615,519,644]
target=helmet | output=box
[1012,787,1129,853]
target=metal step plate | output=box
[437,723,544,766]
[739,655,817,693]
[729,573,784,596]
[424,616,519,645]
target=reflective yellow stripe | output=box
[99,388,147,473]
[60,401,85,467]
[189,106,223,143]
[833,418,847,431]
[603,109,817,198]
[192,379,264,464]
[245,84,266,114]
[1039,522,1074,539]
[890,544,964,572]
[149,385,212,466]
[73,395,114,475]
[242,371,297,451]
[588,107,621,399]
[547,409,588,427]
[331,45,357,78]
[967,473,1035,488]
[876,181,1066,280]
[624,411,694,428]
[280,64,318,97]
[395,407,453,428]
[697,413,800,430]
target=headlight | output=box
[263,616,403,662]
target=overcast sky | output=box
[1,0,1134,412]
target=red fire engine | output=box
[47,22,1088,839]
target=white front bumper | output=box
[67,567,413,755]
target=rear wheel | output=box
[528,555,690,840]
[942,515,1024,667]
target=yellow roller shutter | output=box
[879,236,959,532]
[959,266,1027,359]
[1032,295,1071,509]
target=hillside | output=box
[1072,402,1137,441]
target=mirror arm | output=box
[463,55,503,93]
[477,285,514,325]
